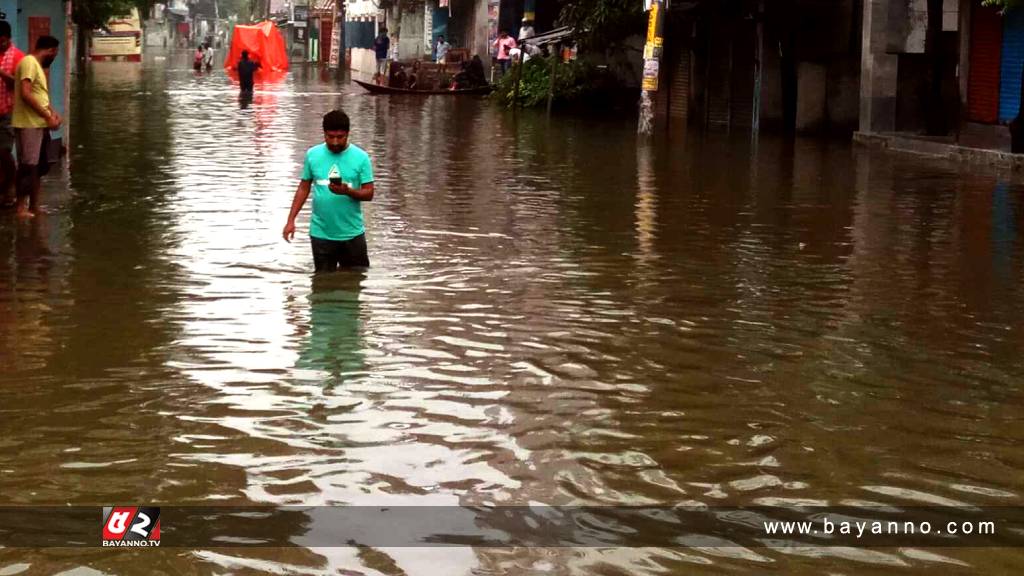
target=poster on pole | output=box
[642,58,659,91]
[488,0,499,54]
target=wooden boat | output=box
[354,78,492,96]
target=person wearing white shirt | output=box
[203,43,215,71]
[518,18,535,42]
[435,35,451,63]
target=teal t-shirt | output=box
[301,143,374,241]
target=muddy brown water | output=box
[0,51,1022,574]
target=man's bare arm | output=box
[282,180,313,242]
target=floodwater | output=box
[1,50,1023,574]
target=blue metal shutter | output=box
[998,8,1024,122]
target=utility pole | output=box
[637,0,665,136]
[213,0,220,45]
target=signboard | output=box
[487,0,499,55]
[645,4,658,43]
[328,15,341,68]
[294,5,309,21]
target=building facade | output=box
[654,0,862,136]
[0,0,71,150]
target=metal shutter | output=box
[998,7,1024,121]
[968,1,1002,123]
[669,46,690,123]
[706,24,731,127]
[729,20,755,129]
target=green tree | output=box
[556,0,645,50]
[71,0,153,32]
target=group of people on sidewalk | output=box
[370,17,539,86]
[0,22,61,218]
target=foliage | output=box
[71,0,154,31]
[983,0,1024,11]
[214,0,251,21]
[556,0,646,51]
[493,57,626,110]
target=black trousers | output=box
[311,234,369,272]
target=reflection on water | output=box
[296,273,366,380]
[0,49,1023,574]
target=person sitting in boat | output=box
[451,62,470,90]
[392,64,407,89]
[467,55,486,86]
[451,56,487,90]
[408,61,421,90]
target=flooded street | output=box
[2,51,1024,574]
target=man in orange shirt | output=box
[0,21,24,208]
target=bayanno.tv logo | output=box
[101,507,161,547]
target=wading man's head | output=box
[323,110,350,153]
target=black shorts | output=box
[311,234,369,272]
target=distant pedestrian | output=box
[434,35,451,64]
[203,43,215,72]
[0,21,24,209]
[236,50,261,95]
[283,110,375,272]
[373,28,390,82]
[493,30,516,75]
[193,45,203,72]
[12,35,61,218]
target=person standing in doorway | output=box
[373,28,390,83]
[0,21,24,209]
[12,35,60,218]
[492,30,516,76]
[236,50,261,95]
[282,110,375,272]
[434,35,451,64]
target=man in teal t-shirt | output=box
[283,109,375,272]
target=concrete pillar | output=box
[475,0,492,77]
[860,0,898,134]
[424,0,434,57]
[958,0,970,115]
